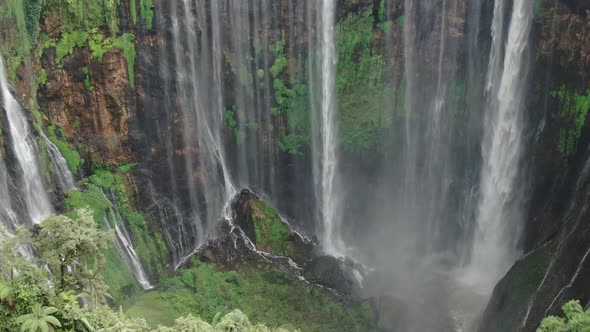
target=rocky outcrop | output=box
[195,189,366,298]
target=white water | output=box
[312,0,344,257]
[102,189,153,290]
[39,131,76,191]
[0,161,19,231]
[463,0,534,293]
[0,54,52,224]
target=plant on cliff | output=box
[336,8,393,152]
[538,300,590,332]
[47,125,83,172]
[551,86,590,155]
[251,200,290,256]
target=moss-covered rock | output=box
[233,189,313,266]
[478,242,555,332]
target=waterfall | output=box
[463,0,534,293]
[0,159,19,231]
[39,131,76,191]
[165,0,235,265]
[102,189,153,290]
[0,54,52,225]
[310,0,344,257]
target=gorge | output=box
[0,0,589,331]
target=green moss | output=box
[269,32,285,55]
[336,8,393,152]
[551,86,590,155]
[140,0,154,29]
[81,67,95,91]
[72,117,80,130]
[253,37,262,56]
[36,68,47,86]
[256,68,265,79]
[481,243,555,332]
[130,0,137,25]
[251,200,290,256]
[24,0,42,45]
[270,56,288,78]
[65,186,111,222]
[89,169,116,188]
[47,125,82,172]
[395,15,405,28]
[117,162,137,173]
[126,261,373,331]
[112,33,136,89]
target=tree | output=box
[16,304,62,332]
[538,299,590,332]
[34,209,112,295]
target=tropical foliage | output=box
[538,300,590,332]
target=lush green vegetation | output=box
[127,259,373,331]
[0,212,290,331]
[336,8,393,152]
[538,300,590,332]
[47,125,83,173]
[551,86,590,155]
[64,167,169,298]
[251,200,290,256]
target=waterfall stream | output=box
[0,54,52,225]
[39,131,76,191]
[102,189,153,290]
[463,0,534,293]
[310,0,345,257]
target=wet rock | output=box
[232,188,314,267]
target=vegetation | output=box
[81,67,94,91]
[47,125,83,173]
[127,260,373,331]
[538,300,590,332]
[551,86,590,155]
[251,200,291,256]
[0,212,291,331]
[336,8,393,152]
[68,167,168,291]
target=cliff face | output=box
[1,0,590,329]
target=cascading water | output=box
[0,54,52,225]
[39,131,76,191]
[463,0,534,293]
[309,0,345,257]
[102,189,153,290]
[0,159,18,232]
